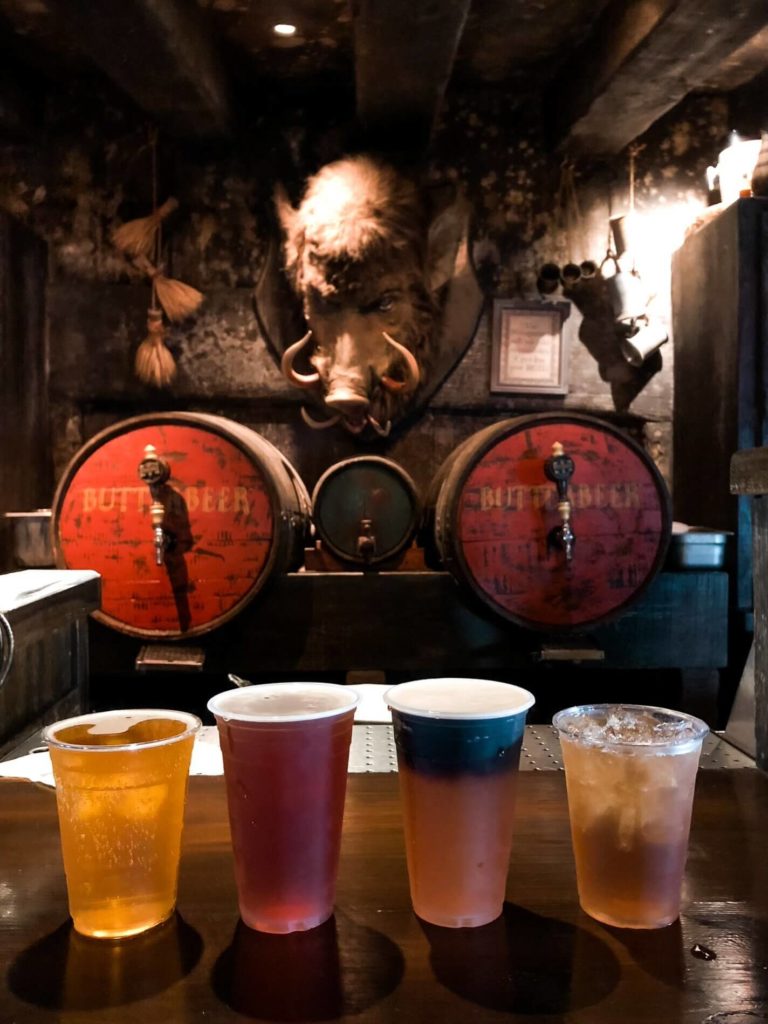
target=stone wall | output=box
[0,76,738,501]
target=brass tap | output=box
[138,443,171,567]
[545,441,576,562]
[356,517,377,562]
[149,499,166,566]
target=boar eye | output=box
[370,294,394,314]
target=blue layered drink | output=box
[385,678,535,928]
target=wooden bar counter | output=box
[1,769,767,1023]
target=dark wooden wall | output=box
[0,212,49,561]
[2,84,736,509]
[673,198,768,614]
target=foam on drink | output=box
[209,682,357,721]
[386,677,535,718]
[50,710,194,746]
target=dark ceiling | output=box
[1,0,767,155]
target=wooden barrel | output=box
[51,413,311,638]
[311,456,420,566]
[423,413,671,630]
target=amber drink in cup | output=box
[208,683,358,934]
[385,677,535,928]
[45,709,200,939]
[553,703,709,929]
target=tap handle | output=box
[544,441,575,499]
[139,444,170,566]
[545,442,576,563]
[138,444,170,486]
[356,517,377,562]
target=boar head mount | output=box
[255,155,483,438]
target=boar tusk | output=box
[382,332,420,392]
[367,414,392,437]
[380,374,407,392]
[282,330,320,387]
[301,406,341,430]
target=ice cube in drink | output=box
[553,704,708,929]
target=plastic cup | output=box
[208,682,358,934]
[553,703,709,929]
[44,708,201,939]
[385,677,535,928]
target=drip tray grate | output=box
[348,725,755,772]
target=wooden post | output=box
[0,213,50,572]
[731,447,768,769]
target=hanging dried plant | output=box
[111,197,179,257]
[133,254,204,321]
[110,128,204,387]
[134,307,176,387]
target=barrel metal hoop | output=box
[0,612,14,690]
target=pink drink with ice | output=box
[553,704,708,929]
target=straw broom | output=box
[111,197,179,258]
[135,307,176,387]
[112,128,204,386]
[133,254,204,321]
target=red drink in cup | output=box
[208,683,358,934]
[385,678,535,928]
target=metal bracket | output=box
[135,645,206,672]
[536,638,605,662]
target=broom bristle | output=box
[135,335,177,387]
[135,310,176,387]
[154,275,204,321]
[112,197,179,258]
[112,215,159,258]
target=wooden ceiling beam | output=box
[552,0,768,157]
[353,0,471,153]
[702,25,768,92]
[47,0,231,139]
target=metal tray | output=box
[667,529,729,570]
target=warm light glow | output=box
[273,23,297,36]
[625,194,708,300]
[708,138,762,205]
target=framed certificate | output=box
[490,300,570,395]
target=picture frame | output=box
[490,299,571,395]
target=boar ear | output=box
[274,183,302,280]
[426,190,470,294]
[274,183,297,235]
